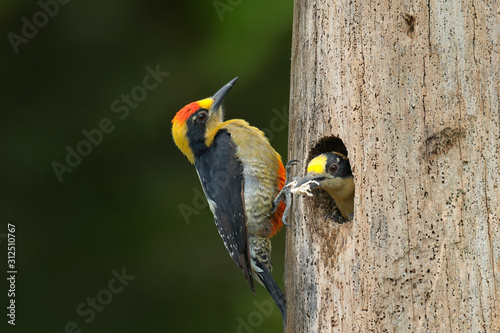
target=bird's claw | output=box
[272,159,301,226]
[285,159,300,173]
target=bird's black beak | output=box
[294,173,326,189]
[211,77,238,113]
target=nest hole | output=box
[304,135,349,217]
[307,135,348,164]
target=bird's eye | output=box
[328,163,338,174]
[196,110,208,123]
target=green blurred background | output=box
[1,0,292,332]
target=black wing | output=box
[194,130,254,291]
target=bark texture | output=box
[285,0,500,332]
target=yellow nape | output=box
[172,120,195,164]
[307,154,328,174]
[197,98,213,110]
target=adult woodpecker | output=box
[171,77,287,324]
[292,152,355,222]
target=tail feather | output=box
[255,263,287,329]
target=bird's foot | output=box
[272,160,300,226]
[284,159,300,189]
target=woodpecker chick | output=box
[294,152,354,222]
[171,77,287,325]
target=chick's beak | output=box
[294,172,327,189]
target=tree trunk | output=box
[285,0,499,332]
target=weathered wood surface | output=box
[285,0,499,332]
